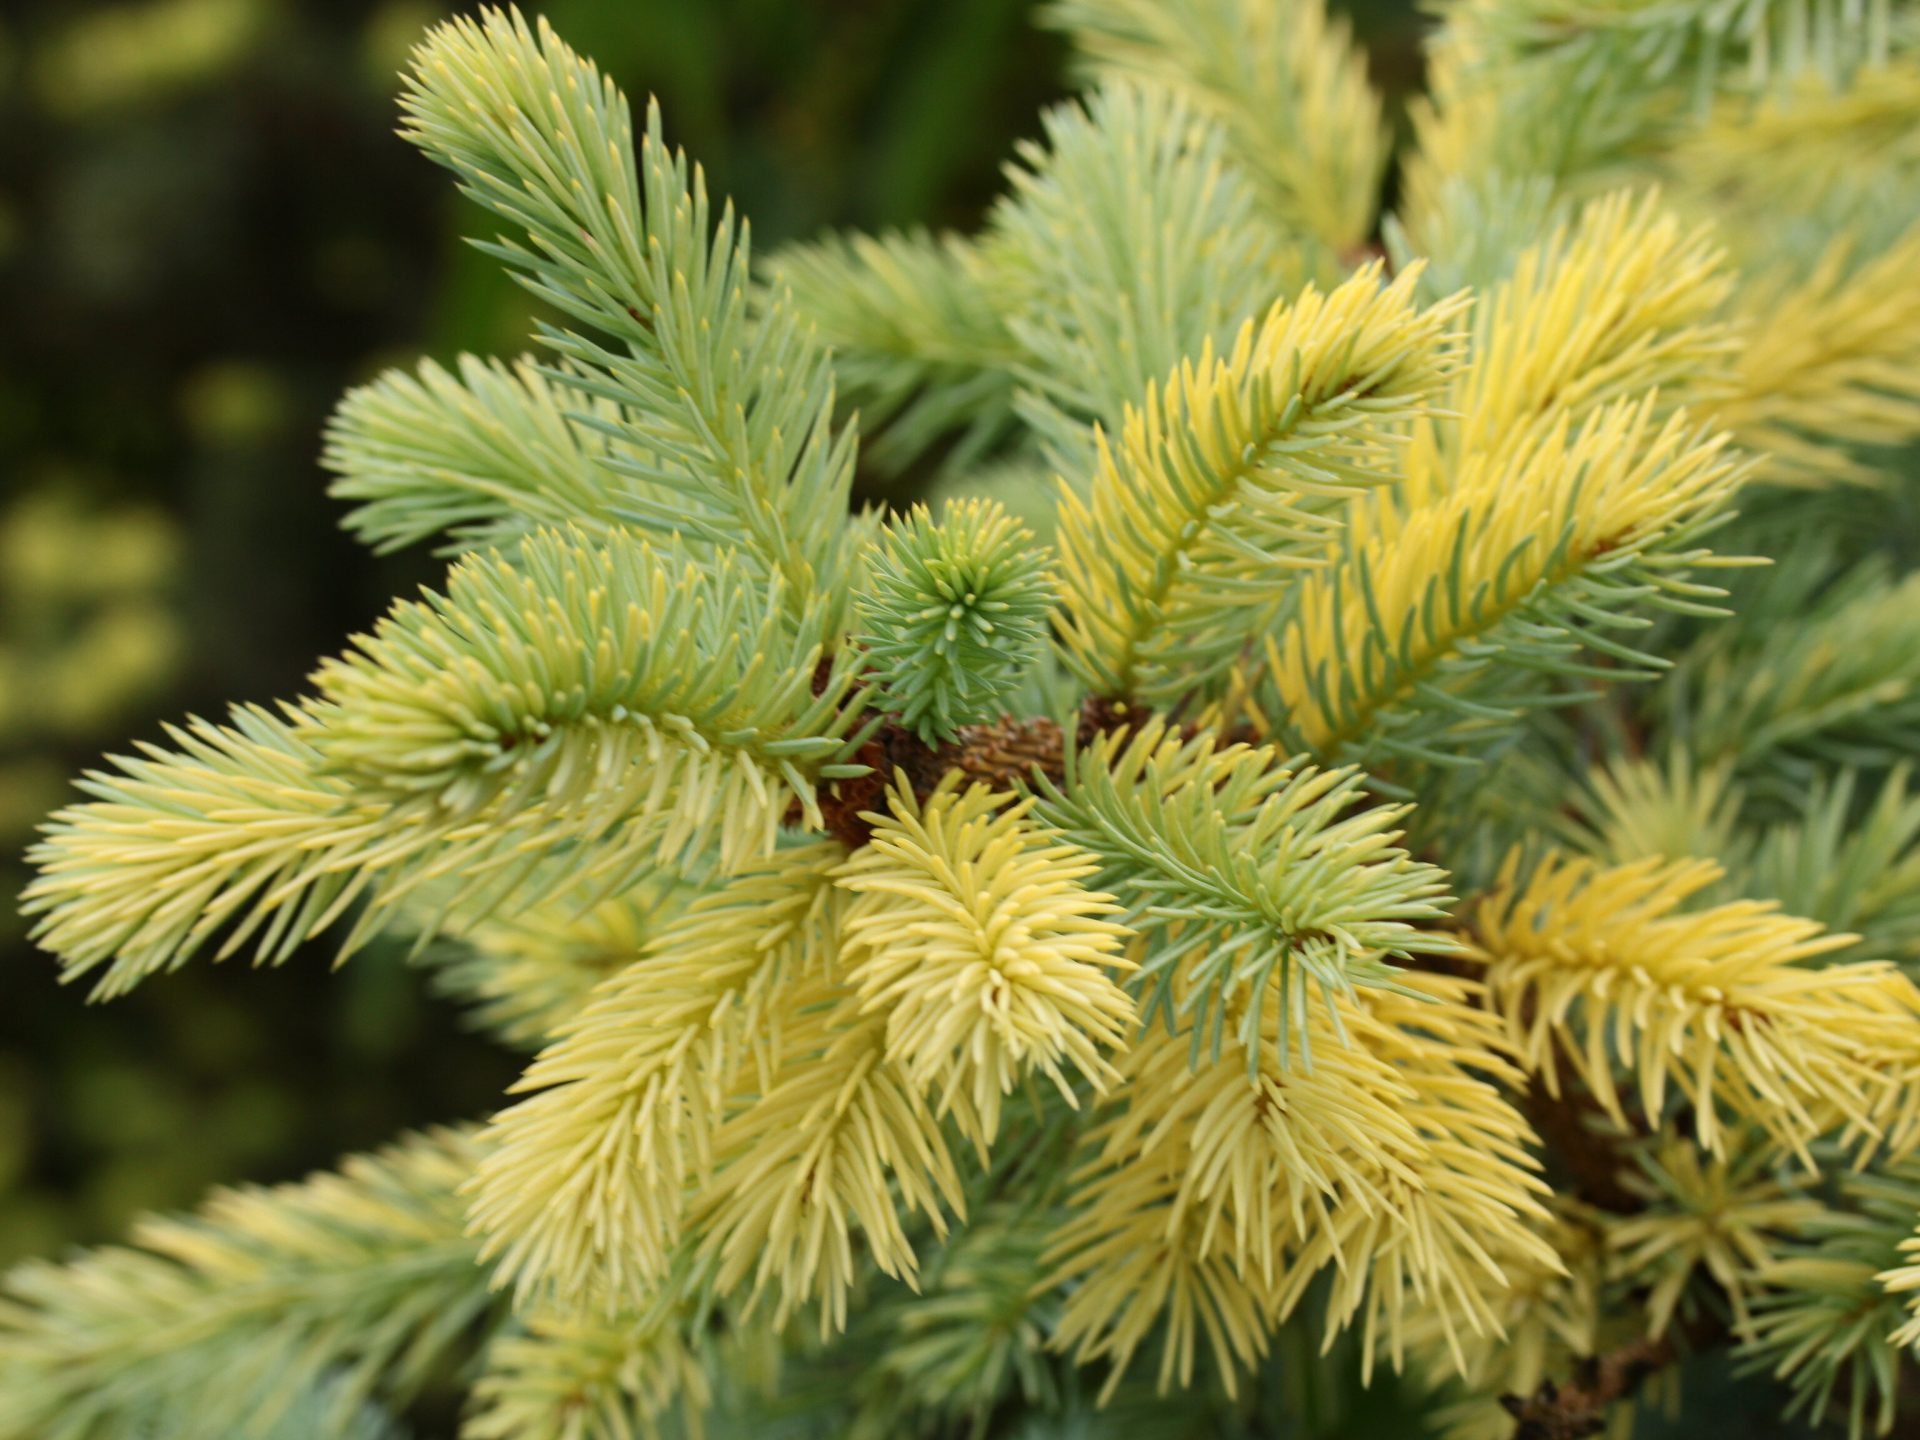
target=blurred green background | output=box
[0,0,1423,1277]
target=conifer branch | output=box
[1418,0,1897,210]
[1464,0,1897,106]
[1712,224,1920,484]
[19,4,1920,1432]
[323,355,640,556]
[19,701,600,994]
[1745,768,1920,969]
[401,8,860,622]
[463,1305,709,1440]
[854,499,1054,744]
[1467,851,1920,1163]
[1032,720,1461,1068]
[0,1130,491,1440]
[1743,1159,1920,1436]
[311,528,867,865]
[468,846,845,1312]
[1041,0,1390,254]
[1451,191,1736,463]
[1054,262,1466,704]
[768,229,1023,479]
[1048,970,1554,1398]
[1613,1138,1821,1338]
[1665,562,1920,794]
[986,82,1301,466]
[24,527,871,994]
[837,776,1134,1149]
[412,871,697,1050]
[690,980,969,1337]
[1261,396,1750,778]
[1662,62,1920,284]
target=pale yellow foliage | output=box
[1450,191,1735,467]
[1235,195,1753,768]
[1398,1201,1607,1440]
[467,846,844,1311]
[423,879,686,1049]
[836,776,1134,1148]
[1710,225,1920,484]
[1663,62,1920,250]
[1265,396,1747,760]
[1466,853,1920,1162]
[690,981,967,1336]
[1559,751,1743,871]
[1047,972,1555,1396]
[1044,1137,1274,1401]
[1881,1226,1920,1348]
[1054,262,1464,702]
[464,1306,711,1440]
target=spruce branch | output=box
[1661,61,1920,288]
[690,979,970,1337]
[1041,0,1390,254]
[401,7,860,622]
[1611,1138,1822,1339]
[854,498,1055,744]
[1712,224,1920,484]
[1665,562,1920,795]
[781,82,1302,486]
[984,81,1301,466]
[768,228,1023,480]
[1048,969,1555,1399]
[1044,1128,1275,1403]
[19,3,1920,1432]
[18,701,603,994]
[463,1305,710,1440]
[1554,748,1746,875]
[1741,766,1920,967]
[1451,190,1736,464]
[0,1130,491,1440]
[410,869,698,1050]
[323,355,641,556]
[1261,395,1751,778]
[468,845,845,1312]
[23,527,871,994]
[1742,1162,1920,1439]
[312,528,867,866]
[1053,261,1467,705]
[1031,719,1461,1069]
[1466,850,1920,1163]
[1418,0,1899,210]
[1463,0,1898,110]
[846,1205,1063,1431]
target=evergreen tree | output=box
[9,3,1920,1436]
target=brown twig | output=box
[814,696,1136,849]
[1522,1074,1647,1216]
[1504,1308,1734,1440]
[1499,1336,1677,1439]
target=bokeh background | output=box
[0,0,1425,1309]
